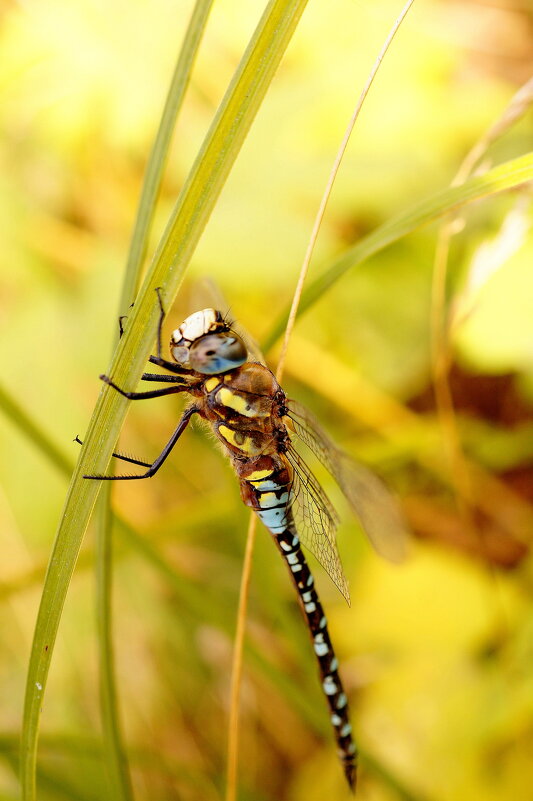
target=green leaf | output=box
[262,151,533,351]
[21,1,310,798]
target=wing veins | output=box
[286,398,409,563]
[285,444,350,603]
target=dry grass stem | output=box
[226,514,258,801]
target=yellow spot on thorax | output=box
[218,424,259,455]
[218,387,257,417]
[204,377,220,392]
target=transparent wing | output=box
[286,399,408,563]
[190,277,266,364]
[286,444,350,604]
[189,276,229,315]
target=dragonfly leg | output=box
[84,406,199,480]
[148,354,192,375]
[74,436,151,468]
[151,286,196,374]
[100,374,189,400]
[140,372,189,385]
[116,290,159,341]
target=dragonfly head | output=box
[170,308,248,375]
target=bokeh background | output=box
[1,0,532,799]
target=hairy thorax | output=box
[199,362,287,461]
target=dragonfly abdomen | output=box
[239,459,357,791]
[273,526,357,791]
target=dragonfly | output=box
[84,289,407,791]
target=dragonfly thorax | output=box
[170,308,248,375]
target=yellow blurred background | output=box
[1,1,532,799]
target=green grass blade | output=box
[21,2,310,798]
[96,494,134,801]
[0,382,72,476]
[262,151,533,351]
[120,0,215,306]
[95,4,215,798]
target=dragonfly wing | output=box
[335,454,408,563]
[286,399,408,563]
[189,276,230,316]
[286,444,350,604]
[286,399,338,475]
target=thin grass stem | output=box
[275,0,416,383]
[96,492,135,801]
[225,514,258,801]
[0,383,72,476]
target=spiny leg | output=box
[74,435,151,468]
[84,406,199,480]
[118,298,135,337]
[146,287,195,375]
[141,372,189,385]
[148,354,191,374]
[118,287,190,376]
[99,374,190,401]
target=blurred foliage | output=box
[1,1,532,800]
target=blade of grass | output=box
[120,0,216,306]
[21,2,310,798]
[3,730,217,794]
[0,383,72,476]
[95,492,135,801]
[3,752,100,801]
[262,150,533,352]
[95,4,215,798]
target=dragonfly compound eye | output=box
[170,344,190,365]
[189,333,247,374]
